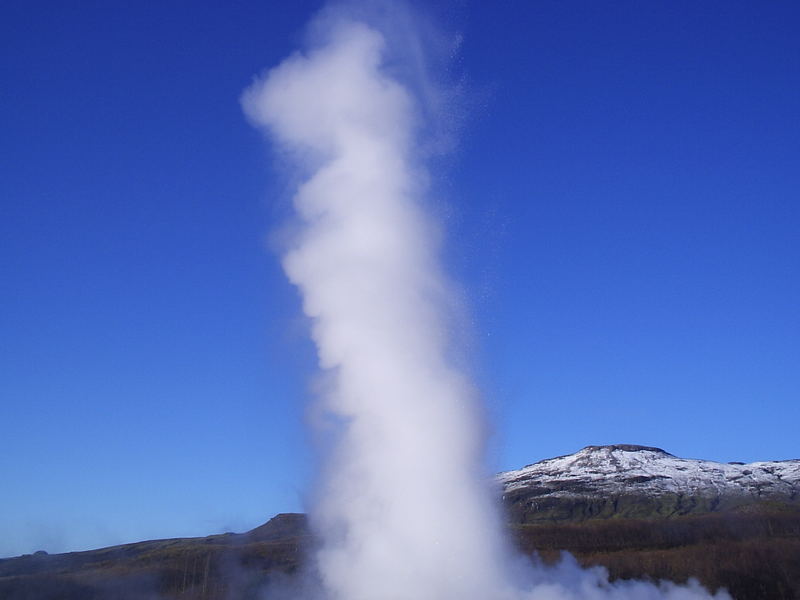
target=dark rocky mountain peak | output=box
[247,513,308,542]
[581,444,672,455]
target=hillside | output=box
[500,445,800,599]
[2,445,798,600]
[500,444,800,522]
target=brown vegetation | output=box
[1,508,798,599]
[513,507,800,600]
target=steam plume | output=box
[243,6,730,600]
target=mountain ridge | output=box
[499,444,800,523]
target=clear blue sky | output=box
[2,1,798,557]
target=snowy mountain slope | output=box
[498,444,800,522]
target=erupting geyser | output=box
[243,5,730,600]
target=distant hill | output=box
[0,513,311,600]
[2,445,798,600]
[500,444,800,522]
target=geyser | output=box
[243,6,731,600]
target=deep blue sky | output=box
[2,1,798,557]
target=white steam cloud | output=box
[243,6,731,600]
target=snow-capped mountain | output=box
[498,444,800,522]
